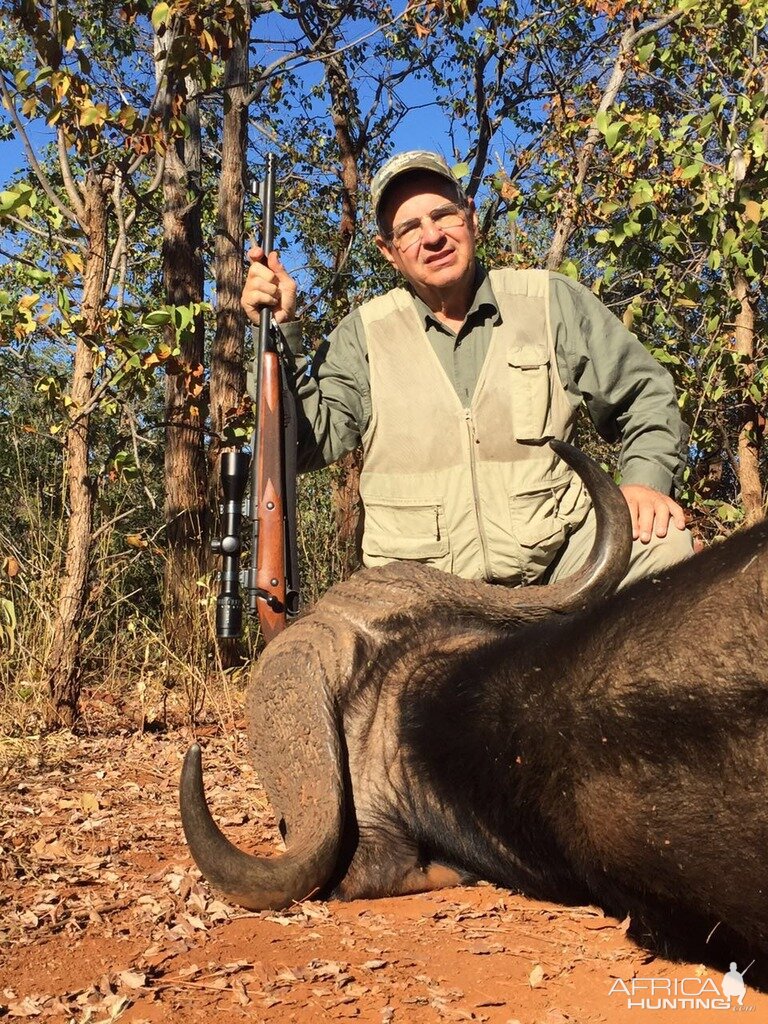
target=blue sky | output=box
[0,3,475,195]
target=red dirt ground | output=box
[1,728,764,1023]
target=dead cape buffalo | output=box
[181,441,768,962]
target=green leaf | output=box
[605,121,625,150]
[80,105,106,126]
[0,190,18,214]
[749,244,765,275]
[722,228,738,258]
[680,162,701,181]
[451,161,470,179]
[142,310,172,327]
[0,185,35,217]
[594,109,611,135]
[0,598,16,653]
[151,2,171,30]
[174,305,194,331]
[716,502,742,524]
[750,121,767,160]
[27,268,53,283]
[558,258,579,279]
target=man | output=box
[241,150,692,587]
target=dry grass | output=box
[0,431,350,739]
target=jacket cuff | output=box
[619,459,675,496]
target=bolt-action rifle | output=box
[211,153,300,644]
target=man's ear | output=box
[375,235,398,268]
[467,196,479,235]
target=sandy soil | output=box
[1,728,764,1023]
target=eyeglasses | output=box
[385,202,468,252]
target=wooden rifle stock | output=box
[254,348,287,643]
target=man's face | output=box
[375,173,478,296]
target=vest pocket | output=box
[510,486,567,546]
[508,484,568,579]
[362,497,450,561]
[508,343,551,442]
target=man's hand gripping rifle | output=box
[211,153,300,644]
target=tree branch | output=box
[0,76,82,228]
[546,7,685,269]
[57,127,87,223]
[104,168,129,302]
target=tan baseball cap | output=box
[371,150,462,221]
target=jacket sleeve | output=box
[280,313,371,472]
[549,274,687,496]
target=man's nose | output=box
[421,217,445,245]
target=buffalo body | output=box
[181,443,768,961]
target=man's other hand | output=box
[619,484,687,543]
[241,246,297,325]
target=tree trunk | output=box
[325,49,364,575]
[327,53,359,286]
[44,173,109,728]
[161,89,209,655]
[210,16,249,457]
[332,448,364,570]
[732,271,764,525]
[209,16,249,663]
[729,61,765,528]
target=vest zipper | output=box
[464,408,492,579]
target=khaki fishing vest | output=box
[357,268,591,584]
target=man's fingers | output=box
[267,251,297,300]
[248,247,286,281]
[241,261,278,324]
[244,270,279,304]
[246,255,280,295]
[620,484,688,545]
[241,248,297,325]
[653,495,687,536]
[636,499,658,543]
[267,250,284,275]
[623,494,640,540]
[670,502,687,531]
[266,251,297,314]
[650,500,671,540]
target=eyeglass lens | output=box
[394,204,466,251]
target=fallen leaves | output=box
[0,729,689,1024]
[3,975,139,1021]
[529,963,546,988]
